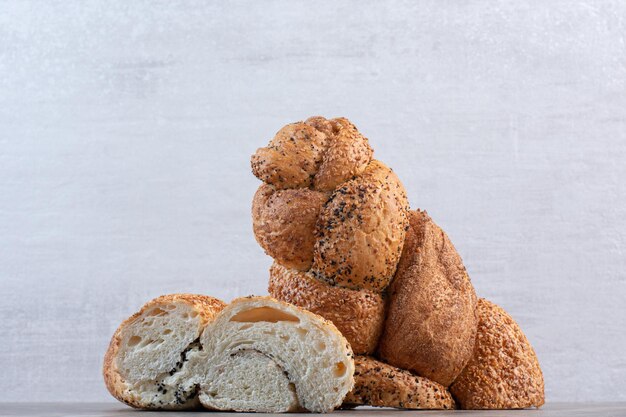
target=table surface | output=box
[2,403,625,417]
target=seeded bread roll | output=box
[103,294,226,409]
[268,262,385,354]
[379,210,478,387]
[187,296,355,413]
[343,356,455,410]
[449,299,545,409]
[251,116,409,292]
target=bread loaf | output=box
[343,356,455,409]
[104,295,355,413]
[449,299,545,409]
[268,262,385,354]
[379,210,478,387]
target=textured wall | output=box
[1,0,624,403]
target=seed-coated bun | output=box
[379,210,478,387]
[311,160,409,292]
[449,299,545,409]
[268,262,385,355]
[251,116,408,292]
[252,184,329,271]
[343,356,455,410]
[251,116,373,191]
[189,296,355,413]
[103,294,226,409]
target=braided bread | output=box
[251,116,544,411]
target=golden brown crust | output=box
[449,299,545,409]
[311,160,409,291]
[268,262,385,355]
[310,117,373,191]
[251,116,373,192]
[252,184,329,270]
[343,356,455,409]
[378,210,478,387]
[250,122,327,189]
[251,117,407,292]
[102,294,226,409]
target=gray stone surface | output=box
[3,403,626,417]
[1,0,625,404]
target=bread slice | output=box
[343,356,455,409]
[103,294,226,409]
[268,262,385,355]
[188,296,355,413]
[379,210,478,387]
[449,299,545,409]
[104,295,355,413]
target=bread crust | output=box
[449,299,545,409]
[312,160,409,292]
[268,262,385,355]
[378,210,478,387]
[251,116,373,191]
[102,294,226,409]
[252,184,329,271]
[344,356,455,409]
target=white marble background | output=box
[1,0,625,403]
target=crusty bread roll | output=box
[251,116,409,292]
[268,262,385,355]
[104,295,355,413]
[189,296,355,412]
[379,210,478,387]
[343,356,455,410]
[103,294,226,409]
[449,299,545,409]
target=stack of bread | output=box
[252,116,545,410]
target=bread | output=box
[449,299,545,409]
[104,294,355,413]
[378,210,478,387]
[103,294,226,409]
[268,262,385,354]
[190,296,355,412]
[251,116,409,292]
[343,356,455,409]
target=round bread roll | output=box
[251,116,409,292]
[378,210,478,387]
[449,299,545,409]
[343,356,455,410]
[103,294,226,409]
[268,262,385,355]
